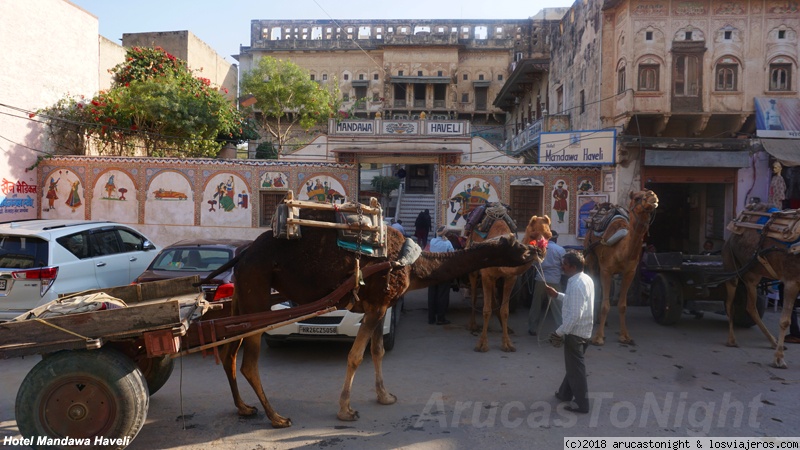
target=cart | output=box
[0,276,343,450]
[642,252,767,326]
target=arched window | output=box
[673,55,700,96]
[617,61,627,94]
[769,63,792,91]
[638,65,659,91]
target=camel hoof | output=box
[237,405,258,417]
[591,338,605,346]
[378,393,397,405]
[725,341,739,348]
[772,360,788,369]
[501,344,516,352]
[337,409,360,421]
[619,337,635,346]
[270,415,292,428]
[474,344,489,353]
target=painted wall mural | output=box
[91,169,137,224]
[146,170,194,226]
[260,171,289,189]
[298,173,347,203]
[41,168,85,219]
[446,176,500,227]
[200,172,251,227]
[550,179,570,235]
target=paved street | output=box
[2,288,799,449]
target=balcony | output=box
[502,114,570,157]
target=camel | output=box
[584,189,659,345]
[207,206,539,427]
[722,203,799,368]
[467,212,552,352]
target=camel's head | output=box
[630,189,659,214]
[492,233,538,266]
[523,215,552,261]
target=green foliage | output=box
[255,142,278,160]
[38,46,256,157]
[370,175,401,199]
[240,56,338,152]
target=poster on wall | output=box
[550,179,570,235]
[1,178,37,218]
[577,194,608,239]
[91,170,137,224]
[41,169,84,219]
[446,176,500,228]
[298,174,347,203]
[146,170,194,226]
[200,172,251,227]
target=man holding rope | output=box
[528,230,566,336]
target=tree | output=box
[370,175,401,209]
[240,56,339,155]
[38,47,256,158]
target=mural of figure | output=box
[273,174,285,187]
[238,190,249,209]
[553,180,569,223]
[213,176,236,212]
[769,161,787,208]
[45,177,60,211]
[66,180,82,211]
[104,174,116,199]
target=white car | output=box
[0,220,160,321]
[264,298,402,351]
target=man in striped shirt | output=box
[545,251,595,414]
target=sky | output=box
[70,0,574,63]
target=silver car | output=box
[0,220,160,321]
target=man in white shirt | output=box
[528,230,566,335]
[545,251,595,414]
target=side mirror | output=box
[143,240,157,251]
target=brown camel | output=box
[467,214,552,352]
[584,189,659,345]
[722,203,799,368]
[212,207,538,427]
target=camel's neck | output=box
[407,243,517,290]
[624,210,653,256]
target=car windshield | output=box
[0,235,49,269]
[150,248,232,271]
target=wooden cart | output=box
[0,276,338,450]
[642,252,767,326]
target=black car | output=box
[133,239,252,301]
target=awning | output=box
[761,138,800,167]
[389,76,451,84]
[472,80,491,87]
[645,149,750,168]
[351,80,369,87]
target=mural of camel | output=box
[467,213,552,352]
[211,207,538,427]
[722,203,799,368]
[584,190,659,345]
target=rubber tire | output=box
[16,348,149,450]
[264,335,290,348]
[383,306,398,352]
[137,355,174,396]
[650,273,683,325]
[731,283,767,328]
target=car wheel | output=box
[16,348,149,449]
[264,335,289,349]
[383,307,397,352]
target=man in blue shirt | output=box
[428,226,455,325]
[528,230,566,336]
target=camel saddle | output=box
[272,191,388,258]
[586,202,630,246]
[727,207,800,254]
[467,202,517,238]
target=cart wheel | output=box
[650,274,683,325]
[383,306,398,352]
[731,283,767,328]
[16,348,149,450]
[138,355,174,396]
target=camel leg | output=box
[499,275,517,352]
[468,271,480,332]
[591,272,613,346]
[237,334,292,428]
[773,282,797,369]
[475,273,494,352]
[617,270,636,345]
[221,339,259,416]
[369,311,397,405]
[745,279,777,349]
[724,279,739,347]
[338,311,382,421]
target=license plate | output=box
[298,324,337,335]
[0,279,5,290]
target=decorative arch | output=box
[714,55,743,92]
[91,168,138,224]
[41,167,86,219]
[145,169,194,226]
[200,172,252,227]
[635,55,664,92]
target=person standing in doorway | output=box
[545,251,595,414]
[528,230,566,336]
[427,226,455,325]
[415,209,432,248]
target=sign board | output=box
[381,121,420,135]
[426,121,466,136]
[334,121,375,135]
[538,130,616,166]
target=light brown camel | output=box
[584,189,659,345]
[203,206,539,427]
[467,213,552,352]
[722,203,799,368]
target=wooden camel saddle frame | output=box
[726,207,800,279]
